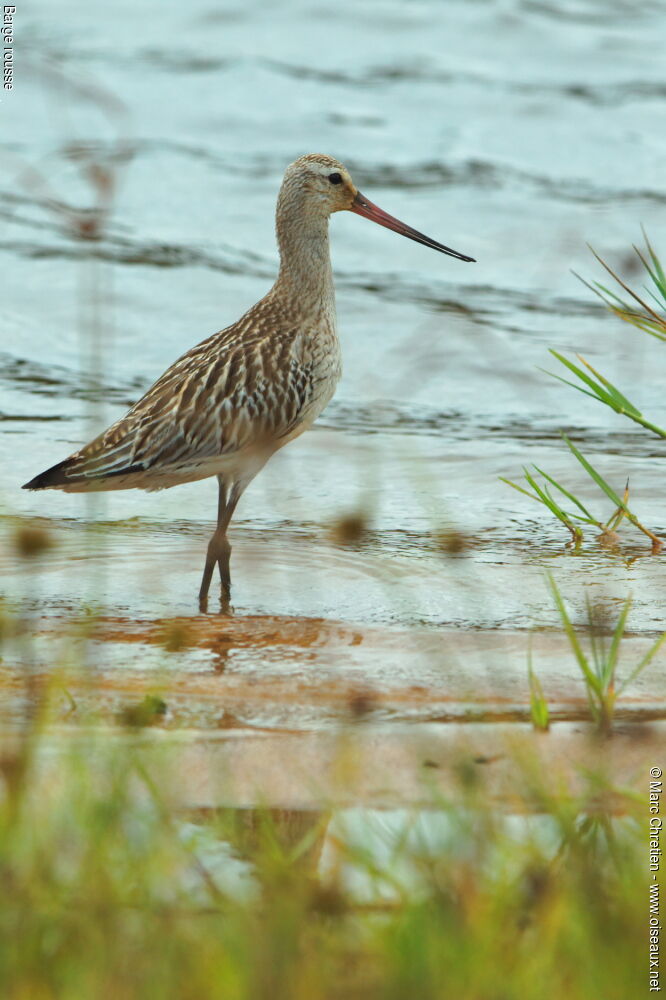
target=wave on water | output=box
[262,56,666,108]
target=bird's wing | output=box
[34,313,315,488]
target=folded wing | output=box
[23,319,314,493]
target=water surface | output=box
[1,0,665,757]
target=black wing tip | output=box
[23,459,148,491]
[22,459,75,490]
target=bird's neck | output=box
[274,209,335,319]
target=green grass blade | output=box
[540,369,612,404]
[527,645,550,732]
[620,314,666,341]
[562,437,624,508]
[523,469,571,523]
[618,631,666,694]
[640,229,666,298]
[501,475,576,530]
[500,477,539,502]
[548,352,615,405]
[605,596,633,683]
[588,245,666,325]
[633,248,666,303]
[562,437,664,551]
[547,574,599,696]
[574,356,640,414]
[644,288,666,315]
[585,592,611,683]
[592,280,633,311]
[532,466,597,522]
[579,240,666,340]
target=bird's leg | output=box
[199,477,242,611]
[200,531,231,602]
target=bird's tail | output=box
[23,458,81,491]
[22,455,147,492]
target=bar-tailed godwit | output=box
[23,154,474,608]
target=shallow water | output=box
[1,0,665,763]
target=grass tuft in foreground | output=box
[0,722,650,1000]
[504,235,666,552]
[502,435,663,553]
[540,574,666,734]
[576,232,666,344]
[527,643,550,732]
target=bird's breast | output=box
[298,315,342,385]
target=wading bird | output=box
[23,154,474,608]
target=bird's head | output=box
[279,153,475,262]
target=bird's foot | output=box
[198,532,232,614]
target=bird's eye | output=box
[328,172,342,185]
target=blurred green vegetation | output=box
[0,690,647,999]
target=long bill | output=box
[349,191,475,262]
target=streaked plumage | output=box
[23,153,473,607]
